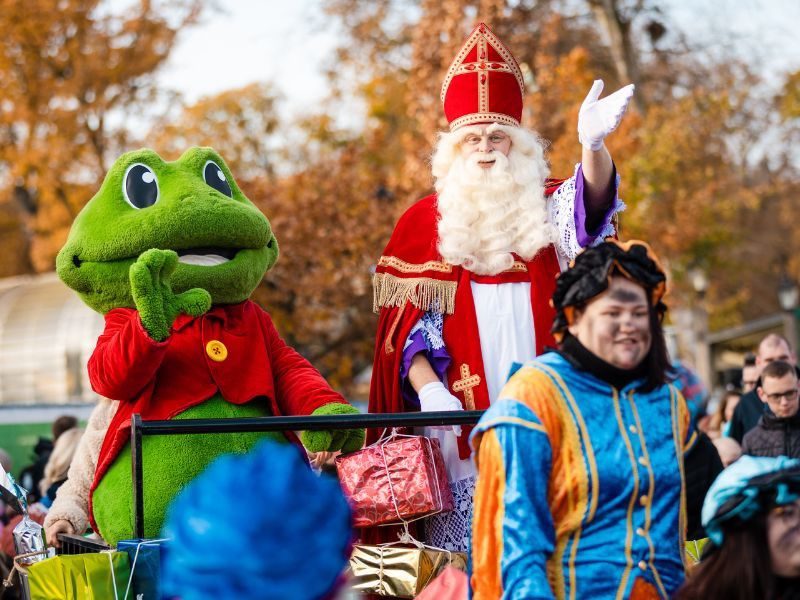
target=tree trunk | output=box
[587,0,647,114]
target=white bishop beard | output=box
[433,125,557,276]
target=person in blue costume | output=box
[471,239,691,599]
[676,456,800,600]
[161,439,353,600]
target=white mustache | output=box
[470,151,499,165]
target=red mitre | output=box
[441,23,525,131]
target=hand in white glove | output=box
[578,80,635,151]
[418,381,463,436]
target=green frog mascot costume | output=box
[56,147,364,545]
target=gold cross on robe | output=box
[452,363,481,411]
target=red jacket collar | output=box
[172,301,248,332]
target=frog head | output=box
[56,147,278,313]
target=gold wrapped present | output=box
[349,543,467,598]
[25,551,131,599]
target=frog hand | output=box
[129,248,212,342]
[300,403,365,454]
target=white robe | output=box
[423,281,536,483]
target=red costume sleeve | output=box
[260,309,349,415]
[367,196,447,445]
[88,308,169,401]
[367,302,426,444]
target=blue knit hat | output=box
[161,440,353,600]
[702,455,800,546]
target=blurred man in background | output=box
[742,360,800,458]
[741,352,759,394]
[729,334,796,443]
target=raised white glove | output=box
[578,80,635,151]
[418,381,463,436]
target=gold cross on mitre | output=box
[452,363,481,410]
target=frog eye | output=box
[203,160,233,198]
[123,163,159,209]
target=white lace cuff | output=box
[548,163,625,262]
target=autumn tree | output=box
[249,144,396,390]
[0,0,202,275]
[779,70,800,121]
[147,82,281,180]
[321,0,800,330]
[145,85,397,390]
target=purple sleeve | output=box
[574,163,619,247]
[399,329,451,408]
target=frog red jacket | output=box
[88,300,347,526]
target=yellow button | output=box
[206,340,228,362]
[638,456,648,466]
[636,527,646,537]
[629,424,638,434]
[638,560,647,571]
[639,495,649,507]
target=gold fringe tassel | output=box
[372,272,456,314]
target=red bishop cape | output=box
[368,182,565,459]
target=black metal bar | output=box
[56,533,110,555]
[129,410,485,541]
[132,414,144,539]
[135,410,485,435]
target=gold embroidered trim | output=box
[612,388,639,600]
[541,365,600,522]
[531,364,598,599]
[478,35,488,114]
[449,112,520,131]
[372,272,457,314]
[683,430,698,455]
[477,416,547,434]
[670,386,689,571]
[384,302,406,355]
[453,62,514,78]
[377,255,452,273]
[508,261,527,272]
[627,391,669,599]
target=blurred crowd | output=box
[674,332,800,598]
[0,415,83,586]
[694,333,800,465]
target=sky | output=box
[664,0,800,85]
[155,0,800,121]
[157,0,339,118]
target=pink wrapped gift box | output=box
[335,435,453,527]
[415,566,468,599]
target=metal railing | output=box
[130,411,485,538]
[55,533,110,555]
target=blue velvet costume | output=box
[471,351,691,599]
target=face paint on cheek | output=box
[779,521,800,543]
[775,522,800,568]
[774,523,800,575]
